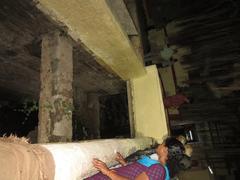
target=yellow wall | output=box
[129,65,169,143]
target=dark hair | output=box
[165,137,185,178]
[188,97,194,104]
[178,154,192,170]
[125,138,188,177]
[165,137,185,159]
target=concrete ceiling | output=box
[0,0,125,101]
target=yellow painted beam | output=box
[129,65,169,143]
[106,0,138,36]
[36,0,146,80]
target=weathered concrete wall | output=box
[38,31,73,143]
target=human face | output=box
[156,143,168,165]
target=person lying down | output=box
[86,137,191,180]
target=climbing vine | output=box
[15,99,38,121]
[43,98,74,121]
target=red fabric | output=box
[164,94,187,108]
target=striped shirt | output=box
[87,162,166,180]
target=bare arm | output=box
[106,171,148,180]
[135,172,149,180]
[92,158,129,180]
[115,152,127,166]
[93,159,150,180]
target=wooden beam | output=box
[36,0,146,80]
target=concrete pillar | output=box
[72,89,88,140]
[86,93,100,139]
[38,31,73,143]
[128,65,169,143]
[73,90,100,140]
[127,81,135,138]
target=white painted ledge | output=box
[41,137,153,180]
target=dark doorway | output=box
[100,93,130,138]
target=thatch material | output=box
[0,134,29,144]
[0,135,55,180]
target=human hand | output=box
[115,152,127,166]
[92,158,111,175]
